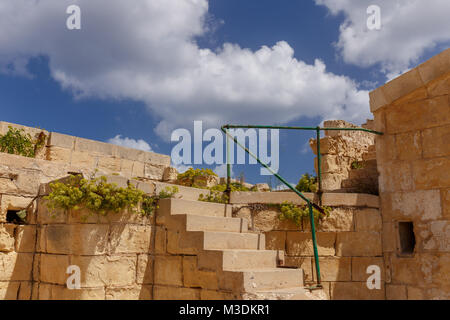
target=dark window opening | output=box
[398,222,415,255]
[6,210,25,225]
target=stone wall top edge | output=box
[369,48,450,113]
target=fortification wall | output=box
[231,192,385,300]
[370,48,450,299]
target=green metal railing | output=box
[221,124,383,289]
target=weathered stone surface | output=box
[45,224,109,255]
[15,225,36,253]
[426,72,450,97]
[352,257,385,281]
[422,125,450,158]
[0,252,33,281]
[419,221,450,252]
[154,256,183,286]
[443,188,450,219]
[144,164,164,180]
[265,231,286,251]
[46,146,71,163]
[0,224,15,252]
[70,151,96,168]
[162,167,178,182]
[70,254,137,287]
[312,208,354,232]
[330,282,385,300]
[417,49,450,84]
[395,131,422,161]
[413,157,450,190]
[47,132,75,149]
[315,257,351,281]
[387,190,442,221]
[98,157,121,172]
[153,285,200,300]
[106,285,152,300]
[108,225,151,254]
[136,254,153,285]
[378,161,414,192]
[254,183,270,192]
[386,284,407,300]
[336,232,382,257]
[284,256,313,283]
[38,284,105,300]
[183,256,218,290]
[1,195,34,223]
[39,254,69,285]
[286,232,336,256]
[354,209,382,232]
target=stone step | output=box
[168,231,265,254]
[362,151,376,161]
[242,286,328,300]
[156,198,232,225]
[221,268,304,293]
[198,249,283,271]
[166,214,249,233]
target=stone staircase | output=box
[156,197,327,300]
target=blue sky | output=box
[0,0,449,187]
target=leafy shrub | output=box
[351,160,364,170]
[45,175,178,219]
[277,201,331,227]
[198,190,229,204]
[0,126,47,158]
[295,173,318,193]
[177,167,218,187]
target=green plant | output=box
[198,190,229,204]
[177,167,217,186]
[351,160,364,170]
[44,175,178,219]
[277,201,332,227]
[0,126,47,158]
[295,173,318,193]
[158,186,179,199]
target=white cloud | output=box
[108,135,152,152]
[315,0,450,76]
[0,0,372,140]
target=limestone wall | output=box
[370,48,450,299]
[231,192,385,300]
[309,120,378,194]
[0,121,170,181]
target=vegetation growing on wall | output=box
[295,173,318,193]
[0,126,47,158]
[198,181,258,204]
[45,175,178,219]
[177,168,217,188]
[277,201,331,227]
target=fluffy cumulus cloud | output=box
[108,135,153,152]
[0,0,372,140]
[315,0,450,77]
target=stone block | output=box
[382,223,396,252]
[426,72,450,97]
[109,225,152,254]
[39,254,69,284]
[74,137,115,156]
[70,151,96,168]
[422,124,450,158]
[395,131,422,161]
[136,254,153,285]
[385,96,449,134]
[311,208,354,232]
[375,134,396,164]
[15,225,36,253]
[336,232,382,257]
[413,157,450,190]
[330,282,385,300]
[265,231,286,251]
[354,209,382,232]
[46,146,72,163]
[45,224,109,255]
[162,167,178,182]
[47,132,75,149]
[0,281,20,300]
[153,285,200,300]
[144,164,164,180]
[154,256,183,286]
[38,284,105,300]
[116,146,145,162]
[417,48,450,84]
[97,157,121,172]
[183,256,219,290]
[443,188,450,219]
[0,224,15,252]
[286,232,336,256]
[386,284,407,300]
[144,152,171,167]
[71,254,137,287]
[0,252,33,281]
[352,257,385,281]
[132,161,145,178]
[420,221,450,252]
[200,290,236,300]
[383,68,424,104]
[1,195,34,223]
[106,285,152,300]
[378,161,414,193]
[284,256,313,283]
[321,193,380,208]
[315,257,351,282]
[369,86,391,112]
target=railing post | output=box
[225,127,231,201]
[316,127,323,205]
[309,201,322,286]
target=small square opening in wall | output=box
[398,221,415,255]
[6,210,25,225]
